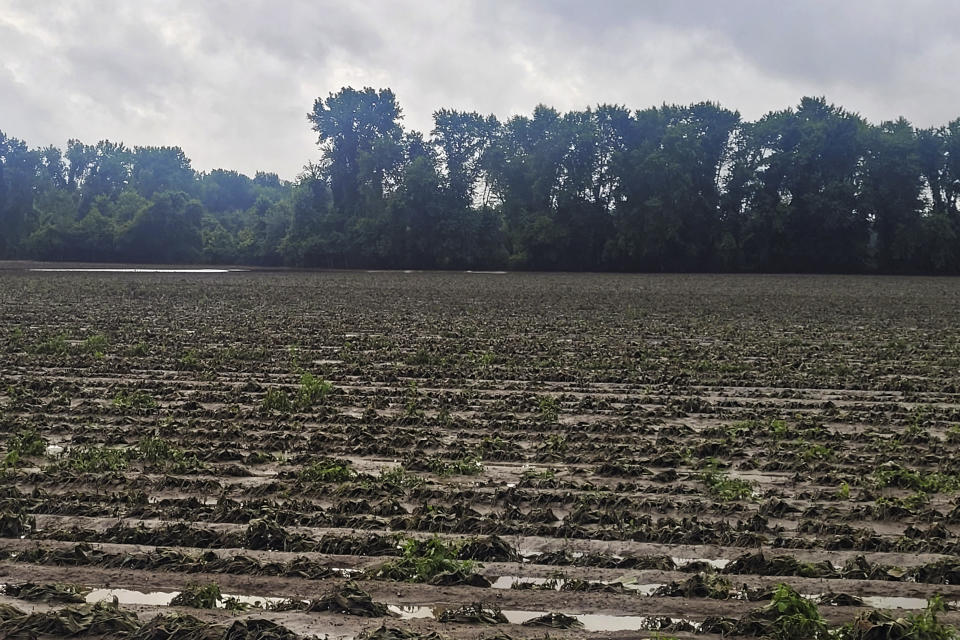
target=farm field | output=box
[2,266,960,639]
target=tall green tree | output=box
[605,103,739,271]
[734,98,867,272]
[116,191,203,263]
[130,146,196,197]
[307,87,404,219]
[485,105,576,269]
[5,89,960,273]
[860,118,925,272]
[432,109,499,211]
[200,169,257,213]
[0,132,38,257]
[280,162,335,266]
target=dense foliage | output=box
[2,87,959,272]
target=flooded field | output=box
[2,267,960,639]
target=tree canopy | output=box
[2,88,960,273]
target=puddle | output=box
[224,593,293,607]
[491,576,559,590]
[87,589,176,606]
[491,575,662,595]
[518,549,616,564]
[390,605,698,631]
[389,605,440,619]
[671,557,730,570]
[45,444,64,456]
[364,270,422,274]
[503,610,551,624]
[29,268,245,273]
[390,606,547,625]
[86,588,290,608]
[863,596,929,610]
[85,587,707,632]
[577,613,698,632]
[622,583,664,596]
[810,594,958,611]
[466,271,508,274]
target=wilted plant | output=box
[137,435,200,472]
[81,334,108,357]
[170,582,222,609]
[296,372,333,409]
[112,389,157,412]
[426,455,484,476]
[377,465,425,490]
[736,583,828,640]
[404,381,424,418]
[836,482,851,500]
[4,427,47,468]
[373,536,477,583]
[60,446,129,473]
[700,460,754,501]
[299,457,356,483]
[538,396,560,423]
[178,349,201,370]
[261,387,292,412]
[32,334,69,356]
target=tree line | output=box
[2,88,959,273]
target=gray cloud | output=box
[1,0,958,178]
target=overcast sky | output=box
[2,0,958,179]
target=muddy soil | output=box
[3,268,960,639]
